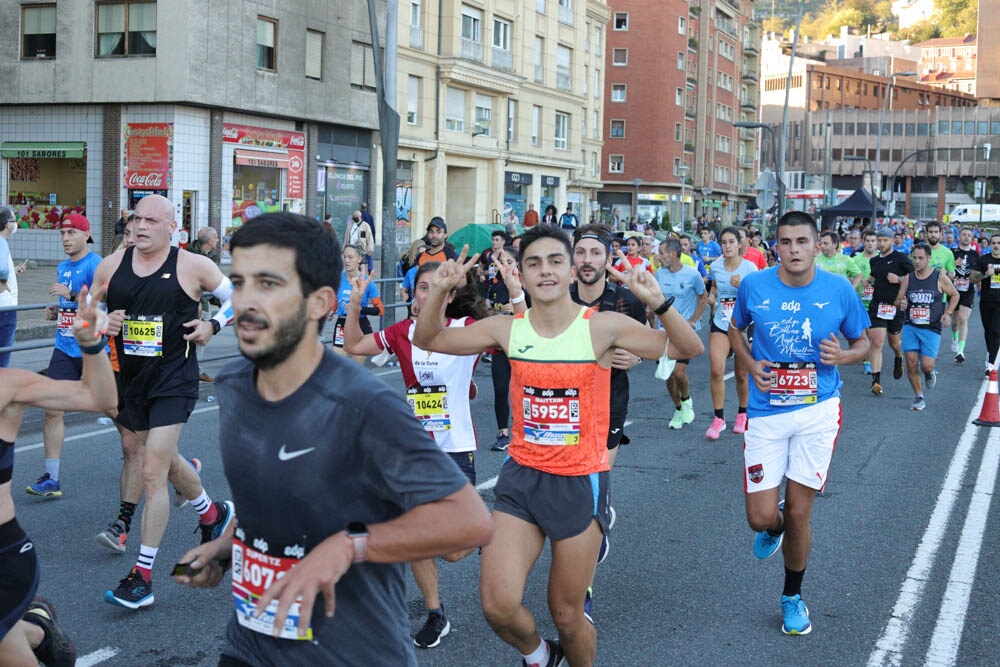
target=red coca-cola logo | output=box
[127,172,165,188]
[222,127,240,140]
[289,135,305,148]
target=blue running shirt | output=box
[731,267,871,416]
[54,252,102,357]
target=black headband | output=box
[576,233,611,253]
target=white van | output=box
[949,204,1000,224]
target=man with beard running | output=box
[950,227,978,363]
[864,228,913,395]
[852,228,879,374]
[94,194,235,608]
[923,221,956,279]
[417,217,459,266]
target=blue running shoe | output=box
[780,594,812,635]
[863,361,872,375]
[26,473,61,498]
[584,587,594,625]
[753,498,785,559]
[104,568,154,609]
[198,500,235,544]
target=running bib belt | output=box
[122,315,164,357]
[522,386,581,446]
[57,308,76,335]
[407,385,451,431]
[877,303,897,320]
[232,531,312,641]
[769,362,818,406]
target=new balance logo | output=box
[161,273,171,279]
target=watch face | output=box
[347,522,368,535]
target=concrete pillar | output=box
[101,104,122,256]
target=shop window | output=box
[256,17,277,70]
[96,1,156,57]
[22,4,56,59]
[305,29,323,80]
[350,41,377,91]
[3,143,88,229]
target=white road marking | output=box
[923,428,1000,666]
[866,381,989,667]
[76,647,121,666]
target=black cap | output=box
[427,216,447,232]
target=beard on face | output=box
[237,299,309,371]
[576,262,606,285]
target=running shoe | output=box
[951,339,959,354]
[912,396,926,411]
[103,568,154,609]
[892,355,903,380]
[679,398,695,425]
[23,597,77,667]
[668,409,685,429]
[705,417,726,440]
[753,498,784,559]
[172,457,203,508]
[871,382,883,396]
[863,361,872,375]
[413,609,450,649]
[490,432,510,452]
[733,413,749,434]
[584,587,594,625]
[925,370,938,389]
[95,520,128,553]
[25,473,61,498]
[198,500,236,544]
[956,352,965,364]
[521,639,566,667]
[199,372,214,383]
[780,594,812,635]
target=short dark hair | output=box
[924,221,941,232]
[491,230,509,241]
[230,212,341,297]
[776,211,819,240]
[719,226,742,244]
[519,224,572,269]
[912,243,931,257]
[862,227,877,239]
[820,230,840,245]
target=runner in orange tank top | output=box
[415,226,703,667]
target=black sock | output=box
[714,408,724,419]
[675,403,682,410]
[118,501,137,532]
[872,371,881,383]
[680,394,690,402]
[783,567,806,598]
[738,406,747,414]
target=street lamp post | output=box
[632,177,643,227]
[734,121,784,218]
[677,165,689,233]
[874,70,917,225]
[846,155,876,225]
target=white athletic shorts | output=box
[743,397,842,493]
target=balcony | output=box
[741,96,757,111]
[739,128,755,140]
[743,42,759,56]
[688,37,698,51]
[718,20,737,38]
[718,0,739,13]
[685,102,697,118]
[492,47,513,71]
[739,155,754,168]
[410,25,424,50]
[684,142,695,153]
[742,69,758,82]
[558,5,574,26]
[461,38,483,62]
[687,64,698,85]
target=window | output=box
[97,2,157,57]
[556,44,572,91]
[592,110,598,139]
[554,112,569,150]
[305,29,323,80]
[719,39,735,60]
[461,5,481,41]
[558,0,573,26]
[611,84,626,102]
[407,75,421,124]
[253,17,277,69]
[537,0,545,13]
[676,88,683,105]
[446,87,466,132]
[678,16,686,35]
[674,123,682,141]
[610,119,625,138]
[534,36,544,83]
[22,4,56,59]
[475,94,493,135]
[612,48,627,66]
[585,22,590,52]
[594,26,601,56]
[673,158,681,176]
[592,151,599,177]
[410,0,421,27]
[532,105,541,145]
[614,13,628,30]
[593,69,599,98]
[581,108,587,137]
[493,18,510,50]
[609,154,624,173]
[350,42,377,91]
[677,52,685,70]
[716,134,731,153]
[584,65,588,94]
[508,99,517,142]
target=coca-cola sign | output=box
[222,123,305,151]
[123,122,173,190]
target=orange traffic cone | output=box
[974,368,1000,426]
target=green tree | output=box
[935,0,978,37]
[901,19,941,43]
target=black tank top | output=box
[905,269,945,333]
[107,247,199,400]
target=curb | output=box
[15,324,57,342]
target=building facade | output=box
[916,34,977,96]
[599,0,760,229]
[396,0,609,235]
[3,0,379,261]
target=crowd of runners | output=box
[0,200,997,665]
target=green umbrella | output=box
[447,223,508,255]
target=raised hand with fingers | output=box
[71,284,110,344]
[349,270,375,309]
[432,244,480,293]
[492,249,522,295]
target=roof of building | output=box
[915,34,977,48]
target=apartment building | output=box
[916,34,977,96]
[397,0,610,232]
[600,0,760,228]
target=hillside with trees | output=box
[761,0,978,43]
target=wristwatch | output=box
[346,522,369,563]
[210,319,222,335]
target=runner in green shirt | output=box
[853,228,879,375]
[815,230,862,288]
[923,221,956,278]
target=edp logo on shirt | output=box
[780,301,801,314]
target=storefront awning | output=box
[1,142,86,159]
[234,148,289,169]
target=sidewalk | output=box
[9,260,60,342]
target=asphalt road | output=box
[7,318,1000,666]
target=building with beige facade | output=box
[396,0,609,235]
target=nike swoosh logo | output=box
[517,345,534,354]
[278,445,316,461]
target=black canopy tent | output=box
[818,189,884,229]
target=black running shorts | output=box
[493,458,611,541]
[447,451,476,486]
[45,348,83,381]
[0,519,39,643]
[116,395,196,432]
[868,301,905,335]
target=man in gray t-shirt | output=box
[173,213,491,666]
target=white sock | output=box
[521,639,548,666]
[44,458,60,481]
[190,491,212,517]
[136,544,159,573]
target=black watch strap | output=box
[211,319,222,335]
[654,296,675,316]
